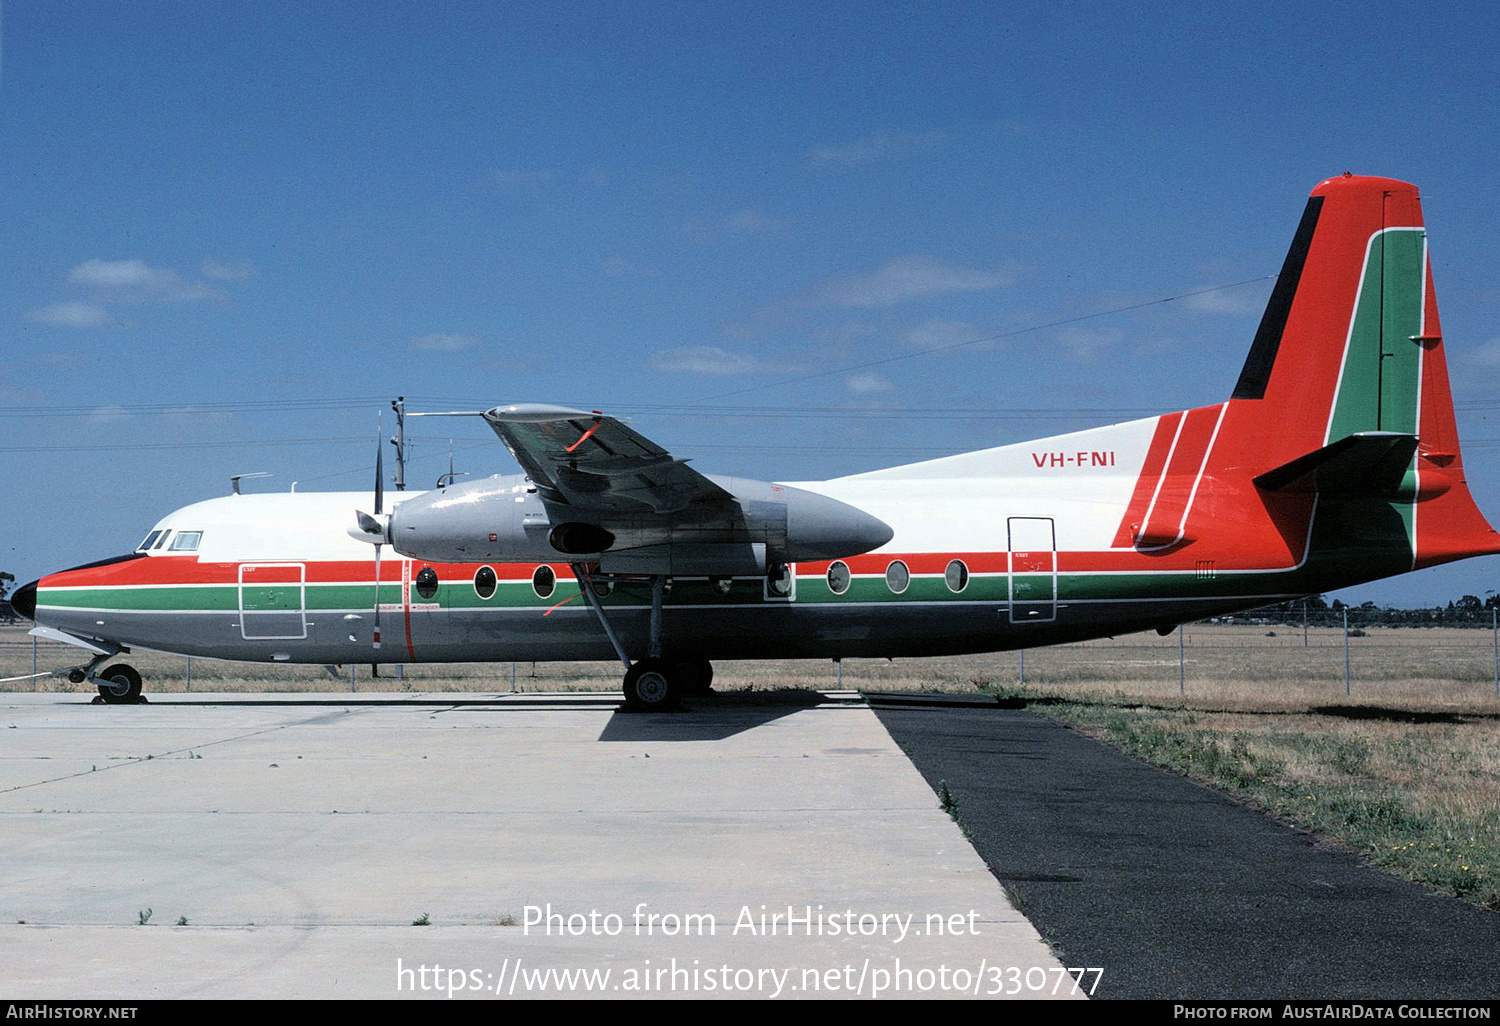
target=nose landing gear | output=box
[92,663,144,704]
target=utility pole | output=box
[391,396,407,491]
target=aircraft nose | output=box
[11,579,38,620]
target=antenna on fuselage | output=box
[230,472,271,495]
[436,439,469,490]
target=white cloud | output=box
[651,346,760,375]
[25,301,113,328]
[1054,325,1125,364]
[86,405,132,424]
[682,208,785,241]
[903,319,982,350]
[201,259,258,281]
[67,259,219,303]
[811,256,1017,308]
[1182,288,1261,316]
[809,130,946,167]
[845,372,894,394]
[409,333,478,352]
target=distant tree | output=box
[0,572,12,603]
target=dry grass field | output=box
[5,622,1497,909]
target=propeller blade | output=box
[375,432,385,516]
[372,542,383,650]
[373,414,385,650]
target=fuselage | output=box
[25,409,1461,668]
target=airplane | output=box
[13,174,1499,709]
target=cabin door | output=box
[239,563,308,640]
[1007,518,1057,624]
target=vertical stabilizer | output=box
[1218,174,1498,571]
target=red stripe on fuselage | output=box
[1135,403,1225,548]
[1111,412,1179,548]
[43,557,577,589]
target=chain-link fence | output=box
[5,611,1500,703]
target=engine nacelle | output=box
[384,472,893,572]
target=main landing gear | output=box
[621,656,714,710]
[569,564,714,711]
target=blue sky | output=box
[3,1,1499,607]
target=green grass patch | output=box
[1035,701,1500,911]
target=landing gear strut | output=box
[570,564,712,710]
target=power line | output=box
[682,274,1281,405]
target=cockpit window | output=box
[138,530,163,552]
[168,531,203,552]
[153,532,171,549]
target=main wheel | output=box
[97,664,143,704]
[623,658,680,710]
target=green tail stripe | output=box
[1325,227,1425,558]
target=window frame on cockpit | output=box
[168,531,203,552]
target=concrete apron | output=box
[0,692,1079,1000]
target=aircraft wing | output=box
[482,404,734,514]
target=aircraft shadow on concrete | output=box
[597,689,847,742]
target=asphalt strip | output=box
[869,700,1499,1001]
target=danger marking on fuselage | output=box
[1030,451,1117,468]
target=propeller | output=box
[372,420,384,650]
[348,418,391,648]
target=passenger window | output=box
[945,559,969,593]
[532,565,556,599]
[415,567,439,600]
[767,562,793,597]
[168,531,202,551]
[474,566,498,600]
[826,561,851,595]
[885,560,910,594]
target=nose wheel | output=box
[94,663,144,704]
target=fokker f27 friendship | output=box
[15,175,1500,707]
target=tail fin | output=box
[1223,174,1499,570]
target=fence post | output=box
[1178,623,1185,695]
[350,663,356,692]
[1350,609,1362,696]
[1018,649,1026,687]
[185,656,191,692]
[32,634,38,691]
[510,661,517,694]
[1492,606,1497,699]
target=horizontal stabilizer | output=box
[1253,432,1418,496]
